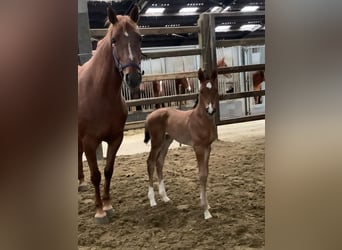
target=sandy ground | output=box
[78,120,265,249]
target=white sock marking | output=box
[148,186,157,207]
[159,180,170,202]
[128,42,133,60]
[206,82,212,89]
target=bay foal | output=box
[144,68,218,219]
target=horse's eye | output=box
[111,38,116,44]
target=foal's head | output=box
[107,5,143,88]
[198,68,218,116]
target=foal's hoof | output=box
[161,196,170,203]
[78,183,88,192]
[204,210,213,220]
[150,200,157,207]
[94,215,110,224]
[104,208,115,219]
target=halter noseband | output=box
[111,38,142,78]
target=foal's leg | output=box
[194,145,212,219]
[156,135,173,202]
[102,134,124,218]
[78,139,88,191]
[84,138,108,224]
[147,138,163,207]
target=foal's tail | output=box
[144,123,150,144]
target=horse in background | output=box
[78,5,142,224]
[144,68,218,220]
[252,70,265,104]
[130,77,192,110]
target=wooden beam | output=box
[125,90,265,108]
[142,48,202,59]
[126,93,199,107]
[139,26,200,35]
[142,71,198,82]
[211,11,265,18]
[217,38,265,47]
[90,26,200,38]
[217,64,265,74]
[141,64,265,82]
[220,90,265,100]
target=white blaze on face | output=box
[128,42,133,60]
[206,82,212,89]
[124,31,129,37]
[207,102,214,114]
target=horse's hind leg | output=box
[156,135,173,202]
[78,140,88,191]
[147,140,163,207]
[194,145,212,220]
[102,134,124,218]
[84,138,109,224]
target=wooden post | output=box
[78,0,93,65]
[78,0,103,159]
[198,13,220,133]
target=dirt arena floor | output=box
[78,121,265,250]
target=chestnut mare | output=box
[252,70,265,104]
[78,6,142,224]
[144,68,218,219]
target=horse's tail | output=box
[144,123,150,144]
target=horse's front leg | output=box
[194,145,212,219]
[102,134,124,219]
[84,138,108,224]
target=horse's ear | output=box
[129,5,140,23]
[211,70,218,82]
[198,68,205,82]
[107,6,118,24]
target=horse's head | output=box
[217,57,227,68]
[198,68,218,116]
[107,5,143,89]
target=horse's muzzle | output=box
[206,107,216,116]
[124,71,142,89]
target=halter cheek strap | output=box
[111,41,141,78]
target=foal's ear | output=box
[129,5,140,23]
[211,70,218,82]
[107,6,118,24]
[198,68,205,82]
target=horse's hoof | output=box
[161,196,170,202]
[78,183,88,192]
[94,215,110,224]
[204,210,212,220]
[104,208,115,219]
[150,202,157,207]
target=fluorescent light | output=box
[215,25,231,32]
[240,24,262,31]
[210,6,222,13]
[223,6,231,12]
[241,6,259,12]
[179,7,199,13]
[145,7,165,14]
